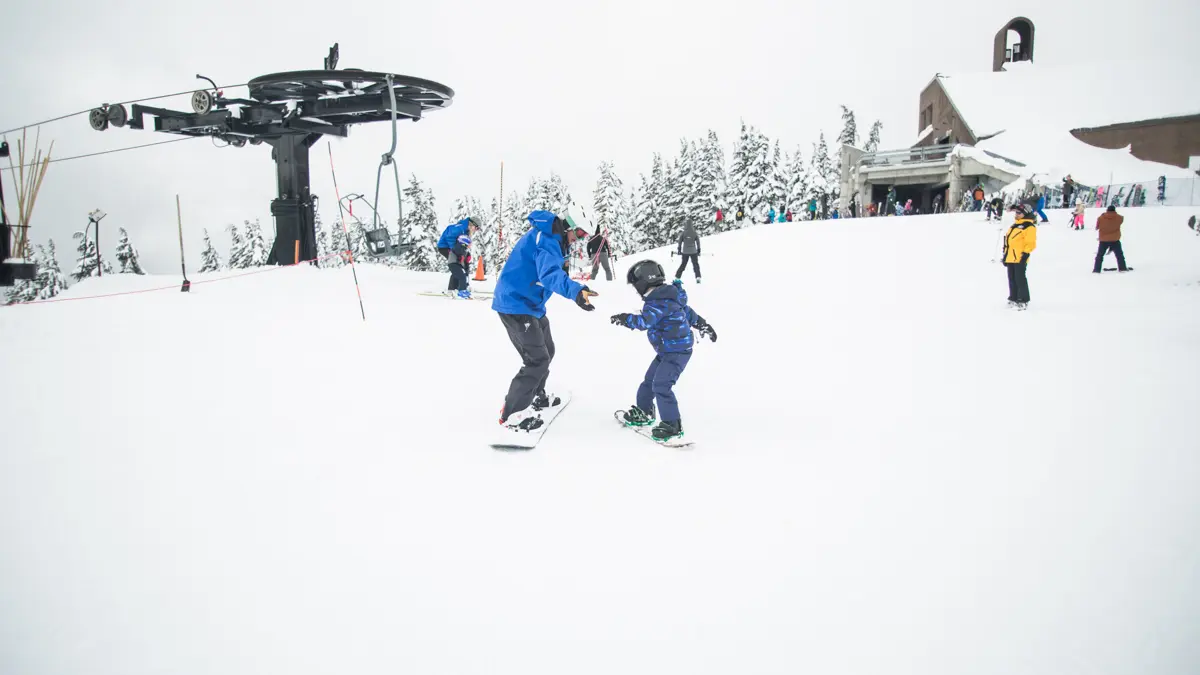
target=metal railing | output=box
[858,144,956,168]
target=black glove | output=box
[610,313,632,327]
[576,286,598,311]
[695,319,717,343]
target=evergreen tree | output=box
[838,105,860,148]
[865,120,883,152]
[36,240,69,299]
[691,130,726,234]
[4,244,43,304]
[71,230,100,281]
[635,154,668,247]
[726,121,754,223]
[741,126,773,221]
[500,189,527,259]
[661,140,694,243]
[785,146,810,215]
[199,228,222,272]
[226,222,248,269]
[481,197,505,275]
[242,219,270,267]
[114,227,145,274]
[807,133,838,216]
[593,161,624,237]
[768,140,787,214]
[313,210,332,268]
[398,174,443,272]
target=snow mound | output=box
[3,209,1200,675]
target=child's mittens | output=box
[696,319,718,343]
[610,313,633,328]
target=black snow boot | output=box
[622,405,656,427]
[651,420,683,441]
[532,391,561,410]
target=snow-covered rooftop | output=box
[927,59,1200,186]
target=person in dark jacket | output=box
[437,216,480,297]
[586,226,614,281]
[611,260,717,442]
[986,194,1005,221]
[492,210,598,434]
[1003,203,1038,309]
[1093,205,1129,273]
[674,223,702,283]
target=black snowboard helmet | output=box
[626,259,666,296]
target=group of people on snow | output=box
[434,209,717,445]
[1000,196,1133,311]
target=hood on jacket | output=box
[528,210,559,236]
[644,280,686,304]
[681,223,698,239]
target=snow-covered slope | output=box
[3,208,1200,675]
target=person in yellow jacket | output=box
[1003,203,1038,310]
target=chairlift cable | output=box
[1,82,250,137]
[0,136,199,172]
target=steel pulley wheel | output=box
[88,108,109,131]
[106,104,128,128]
[191,90,214,114]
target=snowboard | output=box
[612,410,693,448]
[1101,267,1134,272]
[417,291,493,301]
[491,391,572,451]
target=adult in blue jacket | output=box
[1034,195,1049,223]
[493,210,598,432]
[437,216,480,296]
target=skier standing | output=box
[586,226,614,281]
[611,260,717,443]
[1003,203,1038,310]
[1072,199,1086,230]
[436,216,480,297]
[492,210,598,433]
[674,222,702,283]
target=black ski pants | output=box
[675,253,700,280]
[448,262,468,291]
[1006,259,1030,303]
[498,312,555,421]
[1093,241,1128,272]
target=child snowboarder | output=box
[610,260,717,442]
[1072,199,1086,230]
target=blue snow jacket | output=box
[491,210,585,318]
[622,280,704,354]
[437,219,471,250]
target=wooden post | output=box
[176,195,190,292]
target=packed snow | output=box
[2,207,1200,675]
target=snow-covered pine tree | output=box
[741,127,773,221]
[690,131,726,235]
[114,227,145,274]
[768,140,787,216]
[660,140,695,244]
[500,189,527,257]
[593,161,626,244]
[313,210,331,268]
[535,173,573,214]
[838,105,859,148]
[3,244,42,304]
[864,120,883,152]
[242,219,270,267]
[480,197,504,275]
[198,228,222,272]
[226,223,248,269]
[70,230,99,282]
[397,174,443,272]
[808,133,835,217]
[634,154,669,248]
[37,240,69,299]
[786,147,810,215]
[726,121,753,225]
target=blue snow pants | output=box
[636,351,692,423]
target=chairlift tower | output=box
[87,44,454,265]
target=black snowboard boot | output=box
[622,405,655,427]
[532,391,561,411]
[651,419,683,441]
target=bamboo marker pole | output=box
[176,195,190,292]
[498,160,504,255]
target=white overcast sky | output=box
[2,0,1196,272]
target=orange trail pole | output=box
[294,239,300,265]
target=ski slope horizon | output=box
[2,208,1200,674]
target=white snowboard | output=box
[491,392,572,451]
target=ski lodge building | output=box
[841,17,1200,214]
